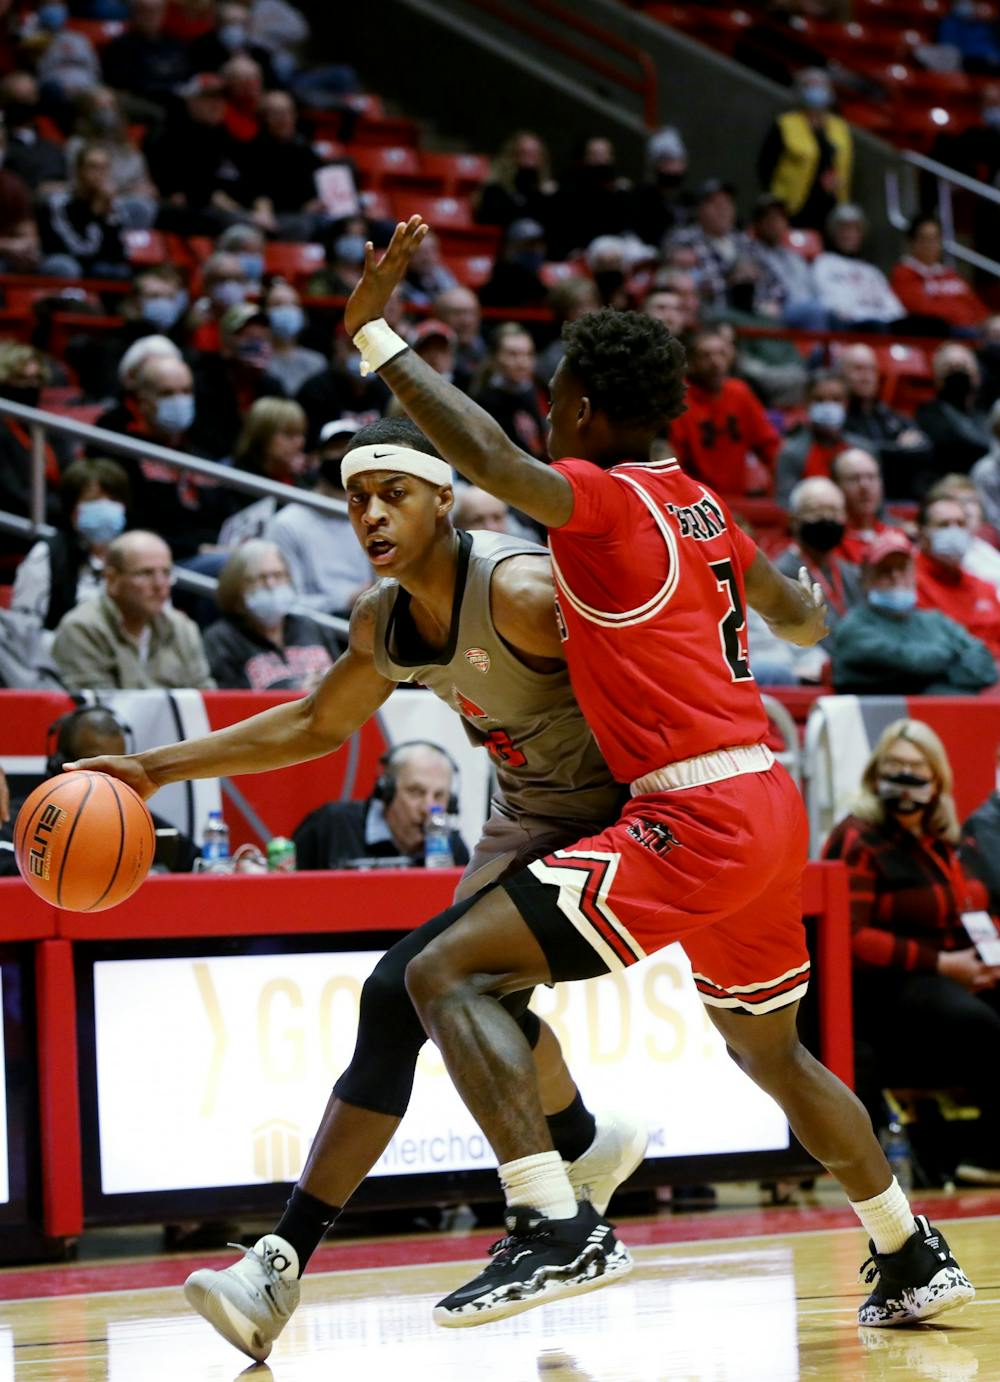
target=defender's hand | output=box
[63,754,161,802]
[344,215,428,336]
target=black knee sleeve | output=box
[332,892,540,1116]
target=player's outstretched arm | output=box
[344,217,573,529]
[744,551,830,648]
[64,594,397,800]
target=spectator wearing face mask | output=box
[776,372,861,504]
[0,72,66,191]
[549,134,632,259]
[309,226,367,297]
[972,399,1000,535]
[188,0,278,83]
[216,222,266,291]
[628,125,690,248]
[916,343,993,481]
[146,73,245,236]
[263,278,325,395]
[294,337,389,451]
[479,219,549,309]
[832,529,997,694]
[396,229,456,309]
[926,473,1000,591]
[915,493,1000,657]
[475,130,558,235]
[776,477,862,638]
[823,718,1000,1180]
[11,458,130,630]
[757,68,853,232]
[187,250,252,353]
[204,540,342,690]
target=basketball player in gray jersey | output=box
[69,417,644,1365]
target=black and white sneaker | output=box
[434,1201,632,1328]
[858,1215,975,1327]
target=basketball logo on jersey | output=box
[626,818,679,856]
[464,647,491,673]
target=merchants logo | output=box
[28,802,66,880]
[464,647,490,673]
[627,818,679,856]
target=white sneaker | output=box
[183,1234,301,1362]
[566,1110,648,1215]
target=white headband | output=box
[341,443,452,489]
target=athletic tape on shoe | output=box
[341,444,453,489]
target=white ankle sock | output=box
[851,1177,917,1254]
[498,1151,578,1220]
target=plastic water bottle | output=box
[423,805,454,868]
[201,809,230,872]
[880,1117,914,1192]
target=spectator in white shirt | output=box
[747,193,830,330]
[813,204,906,329]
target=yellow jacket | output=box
[769,110,853,217]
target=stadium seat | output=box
[0,587,12,611]
[392,195,474,230]
[124,229,168,266]
[435,225,501,256]
[67,18,124,45]
[350,145,422,190]
[447,255,494,288]
[419,152,490,197]
[264,242,326,280]
[313,139,346,163]
[873,343,936,412]
[351,115,421,149]
[359,189,395,220]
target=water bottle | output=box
[423,804,454,868]
[880,1116,914,1192]
[201,809,230,872]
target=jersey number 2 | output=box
[708,559,754,683]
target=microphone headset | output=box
[45,704,135,778]
[372,740,460,816]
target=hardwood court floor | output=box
[2,1194,998,1380]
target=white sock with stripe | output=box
[499,1151,578,1221]
[851,1177,917,1254]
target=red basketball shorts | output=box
[505,761,810,1016]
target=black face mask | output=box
[656,171,684,189]
[4,102,37,129]
[799,518,845,554]
[514,167,540,193]
[940,370,974,406]
[0,383,40,408]
[877,770,936,814]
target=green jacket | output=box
[832,603,998,695]
[52,591,215,692]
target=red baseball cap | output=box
[865,529,914,567]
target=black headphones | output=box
[372,740,460,815]
[46,704,135,777]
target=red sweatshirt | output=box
[890,258,988,330]
[916,550,1000,657]
[668,377,780,496]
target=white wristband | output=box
[353,318,408,377]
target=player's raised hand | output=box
[344,216,429,336]
[62,754,161,801]
[796,565,830,645]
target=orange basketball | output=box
[14,771,155,912]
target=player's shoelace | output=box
[859,1254,880,1286]
[486,1221,550,1264]
[226,1241,291,1286]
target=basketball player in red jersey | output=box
[344,218,975,1330]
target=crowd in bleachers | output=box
[0,0,999,701]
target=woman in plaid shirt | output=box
[823,718,1000,1182]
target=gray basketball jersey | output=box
[371,530,621,829]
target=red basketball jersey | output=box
[549,455,770,784]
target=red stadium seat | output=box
[393,194,474,230]
[419,152,490,197]
[0,586,12,610]
[447,255,494,288]
[351,115,421,149]
[540,261,582,287]
[874,343,936,412]
[350,145,421,190]
[124,229,168,265]
[313,139,346,163]
[67,18,124,45]
[264,242,326,280]
[342,93,385,120]
[435,225,502,256]
[359,189,394,220]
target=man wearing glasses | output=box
[52,530,215,690]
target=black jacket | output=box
[962,791,1000,911]
[203,612,343,690]
[292,798,469,871]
